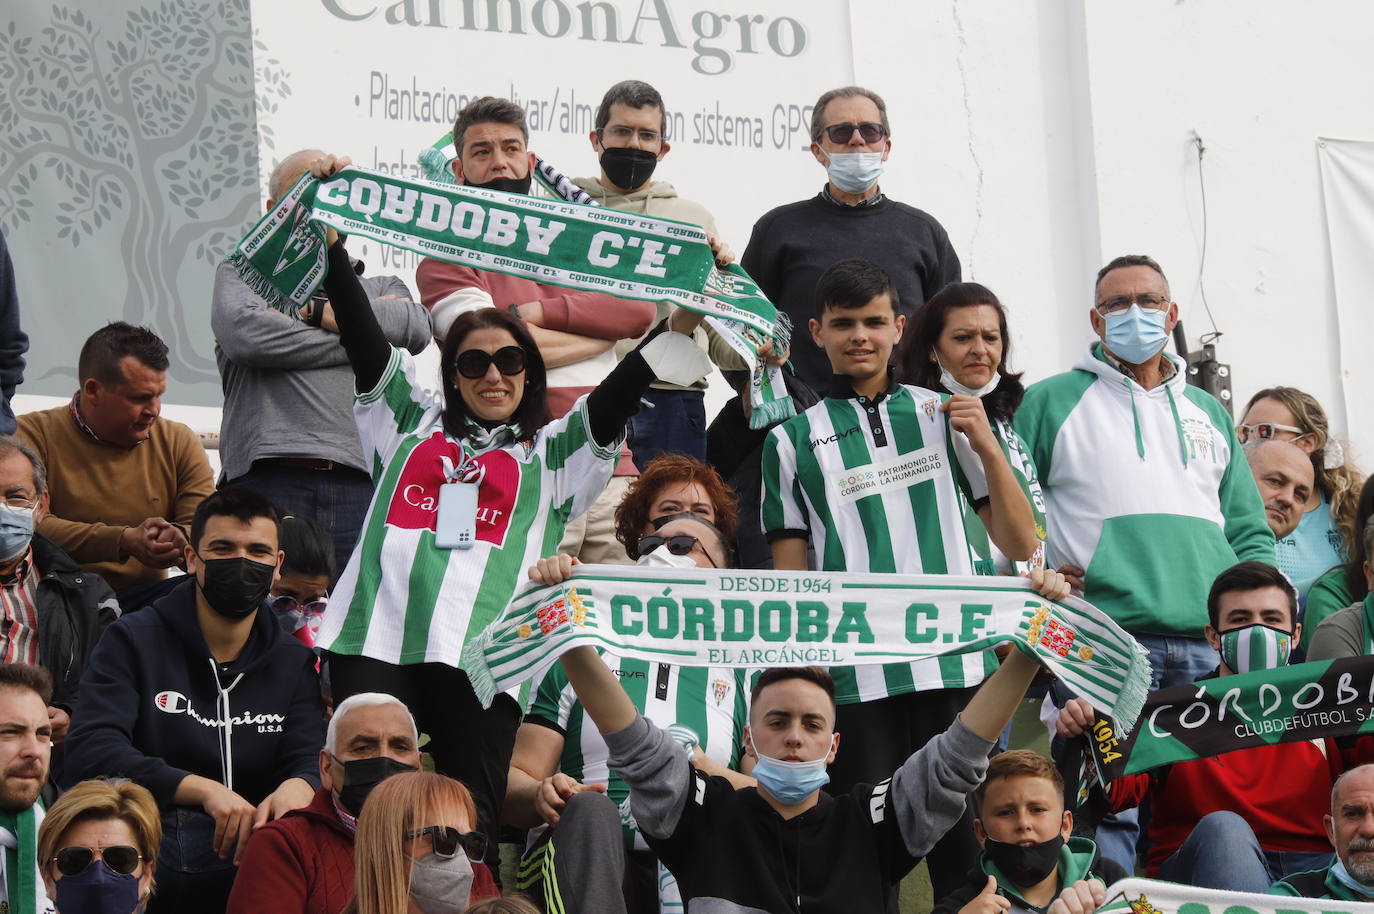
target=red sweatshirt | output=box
[226,786,499,913]
[417,258,656,475]
[1109,739,1342,876]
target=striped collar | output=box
[819,184,886,208]
[331,796,358,833]
[0,549,34,587]
[68,392,104,442]
[825,371,900,402]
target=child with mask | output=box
[265,514,334,650]
[933,750,1123,914]
[1056,561,1353,895]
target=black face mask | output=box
[983,835,1064,889]
[334,755,419,815]
[467,174,533,195]
[197,556,275,620]
[599,147,658,192]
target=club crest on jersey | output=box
[921,397,938,419]
[711,678,731,706]
[387,432,519,546]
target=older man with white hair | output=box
[225,692,422,914]
[1271,764,1374,900]
[211,148,431,576]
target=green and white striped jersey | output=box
[526,656,751,849]
[317,347,620,667]
[961,418,1048,575]
[761,382,998,703]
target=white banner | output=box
[1098,877,1374,914]
[248,0,856,291]
[1317,137,1374,454]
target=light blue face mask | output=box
[0,503,35,562]
[1103,304,1169,365]
[751,748,830,805]
[823,151,885,195]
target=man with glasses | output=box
[742,85,961,391]
[573,80,748,468]
[504,515,752,914]
[1014,254,1273,871]
[417,96,658,566]
[0,663,56,914]
[226,692,424,914]
[0,437,117,754]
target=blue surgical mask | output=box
[54,862,142,914]
[823,151,885,195]
[0,503,35,562]
[751,748,830,805]
[1103,304,1169,365]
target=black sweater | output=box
[63,582,325,806]
[741,191,961,390]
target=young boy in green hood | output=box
[935,750,1126,914]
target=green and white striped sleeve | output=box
[761,423,809,539]
[353,347,444,477]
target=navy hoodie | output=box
[63,580,325,806]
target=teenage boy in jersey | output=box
[933,750,1123,914]
[63,488,326,913]
[554,591,1063,914]
[1057,561,1351,893]
[761,258,1041,899]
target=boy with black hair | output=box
[934,750,1123,914]
[268,514,335,649]
[761,258,1042,899]
[64,487,325,913]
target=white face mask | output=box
[822,151,885,194]
[935,357,1000,398]
[638,545,698,569]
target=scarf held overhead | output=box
[229,163,795,426]
[460,566,1150,729]
[1086,653,1374,781]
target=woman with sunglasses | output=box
[37,779,160,914]
[343,771,497,914]
[896,282,1046,574]
[611,453,739,564]
[302,154,717,868]
[1239,387,1364,597]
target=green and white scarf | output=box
[1095,877,1374,913]
[0,803,45,914]
[460,566,1151,730]
[1087,653,1374,780]
[230,161,795,427]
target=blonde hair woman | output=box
[1240,386,1364,594]
[37,779,160,914]
[343,772,498,914]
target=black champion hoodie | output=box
[63,580,325,806]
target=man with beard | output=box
[0,663,56,914]
[1273,764,1374,900]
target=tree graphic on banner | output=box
[0,0,290,384]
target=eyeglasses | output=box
[1237,421,1306,443]
[0,495,36,510]
[268,593,328,616]
[821,122,888,144]
[636,533,715,567]
[405,825,488,862]
[455,346,527,380]
[598,125,663,146]
[53,845,143,878]
[1094,293,1171,316]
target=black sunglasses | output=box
[637,533,716,567]
[455,346,526,380]
[53,845,143,877]
[405,825,488,862]
[821,121,887,144]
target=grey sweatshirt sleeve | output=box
[890,716,995,858]
[211,260,352,367]
[366,275,432,354]
[604,714,693,840]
